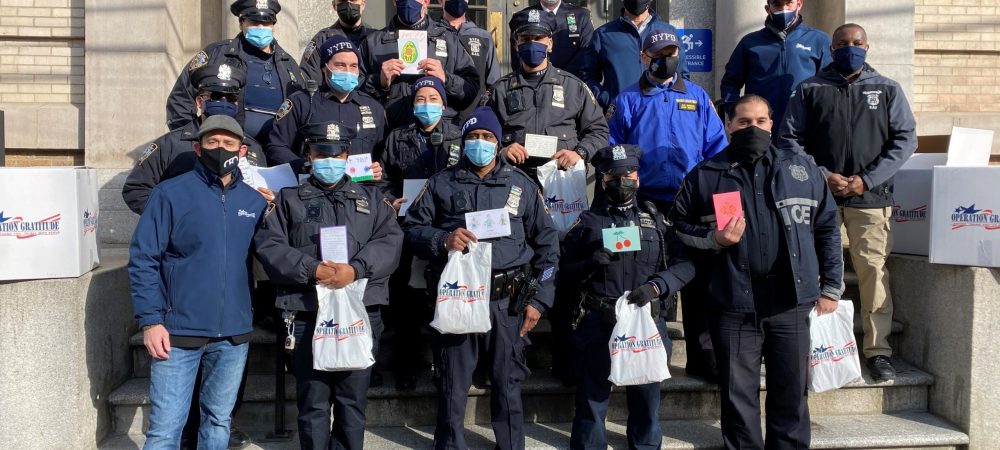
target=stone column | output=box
[712,1,767,100]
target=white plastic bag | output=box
[313,279,375,372]
[537,160,589,232]
[608,292,671,386]
[430,241,492,334]
[808,300,862,393]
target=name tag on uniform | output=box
[602,226,642,253]
[676,99,698,111]
[359,105,376,129]
[435,39,448,57]
[506,185,523,216]
[466,208,512,240]
[552,85,565,109]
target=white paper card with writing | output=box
[525,134,559,158]
[256,164,298,191]
[465,208,512,240]
[347,153,375,182]
[399,179,427,217]
[398,30,428,75]
[320,226,349,264]
[947,127,994,167]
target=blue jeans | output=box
[144,339,249,450]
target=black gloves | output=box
[590,248,613,267]
[628,283,661,317]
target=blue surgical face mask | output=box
[833,46,867,74]
[245,27,274,49]
[770,9,797,30]
[203,99,239,118]
[312,157,347,184]
[396,0,423,26]
[414,103,444,127]
[517,41,548,68]
[464,139,497,167]
[329,70,359,93]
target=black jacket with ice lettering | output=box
[671,146,843,313]
[779,64,917,208]
[253,176,403,310]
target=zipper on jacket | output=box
[220,188,227,338]
[846,84,854,177]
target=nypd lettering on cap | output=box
[327,123,341,141]
[462,117,477,135]
[612,145,627,161]
[414,79,436,90]
[650,32,678,45]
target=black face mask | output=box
[444,0,469,18]
[604,178,638,205]
[336,2,362,24]
[649,55,679,81]
[199,146,241,177]
[623,0,650,16]
[729,126,772,165]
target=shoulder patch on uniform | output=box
[302,40,317,60]
[187,51,209,73]
[137,143,158,166]
[605,102,616,120]
[382,197,395,211]
[479,88,492,107]
[276,99,293,121]
[537,190,549,215]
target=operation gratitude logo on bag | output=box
[437,280,487,303]
[808,339,858,367]
[314,318,368,342]
[610,332,664,356]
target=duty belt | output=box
[490,265,529,301]
[581,293,617,312]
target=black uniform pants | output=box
[290,309,384,450]
[433,297,530,450]
[681,272,717,378]
[710,281,812,450]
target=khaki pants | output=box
[840,206,893,358]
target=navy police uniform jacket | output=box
[253,176,403,310]
[358,17,480,129]
[670,146,844,313]
[122,120,266,214]
[562,202,695,301]
[780,64,917,209]
[484,67,609,162]
[508,3,593,79]
[442,19,502,119]
[128,163,267,336]
[720,17,832,125]
[300,22,375,84]
[266,86,387,170]
[580,9,687,108]
[166,34,303,130]
[378,120,464,201]
[402,158,561,312]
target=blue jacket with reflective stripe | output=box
[608,75,728,203]
[128,162,267,337]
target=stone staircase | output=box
[100,288,969,449]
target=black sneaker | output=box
[866,355,897,382]
[228,425,251,450]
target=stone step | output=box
[127,315,901,378]
[108,359,932,435]
[99,411,968,450]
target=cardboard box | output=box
[891,153,946,256]
[929,166,1000,268]
[0,167,100,280]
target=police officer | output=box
[436,0,501,119]
[167,0,303,145]
[358,0,480,130]
[562,144,694,450]
[607,29,728,380]
[378,76,464,390]
[300,0,375,85]
[403,108,560,450]
[124,63,268,215]
[484,16,608,174]
[508,0,593,79]
[672,95,844,449]
[267,35,387,174]
[254,120,403,450]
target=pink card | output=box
[712,191,743,231]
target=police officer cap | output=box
[593,144,643,176]
[319,35,358,64]
[511,10,553,37]
[192,63,245,94]
[230,0,281,23]
[642,30,680,54]
[462,107,502,142]
[412,75,447,107]
[198,115,245,141]
[301,121,356,156]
